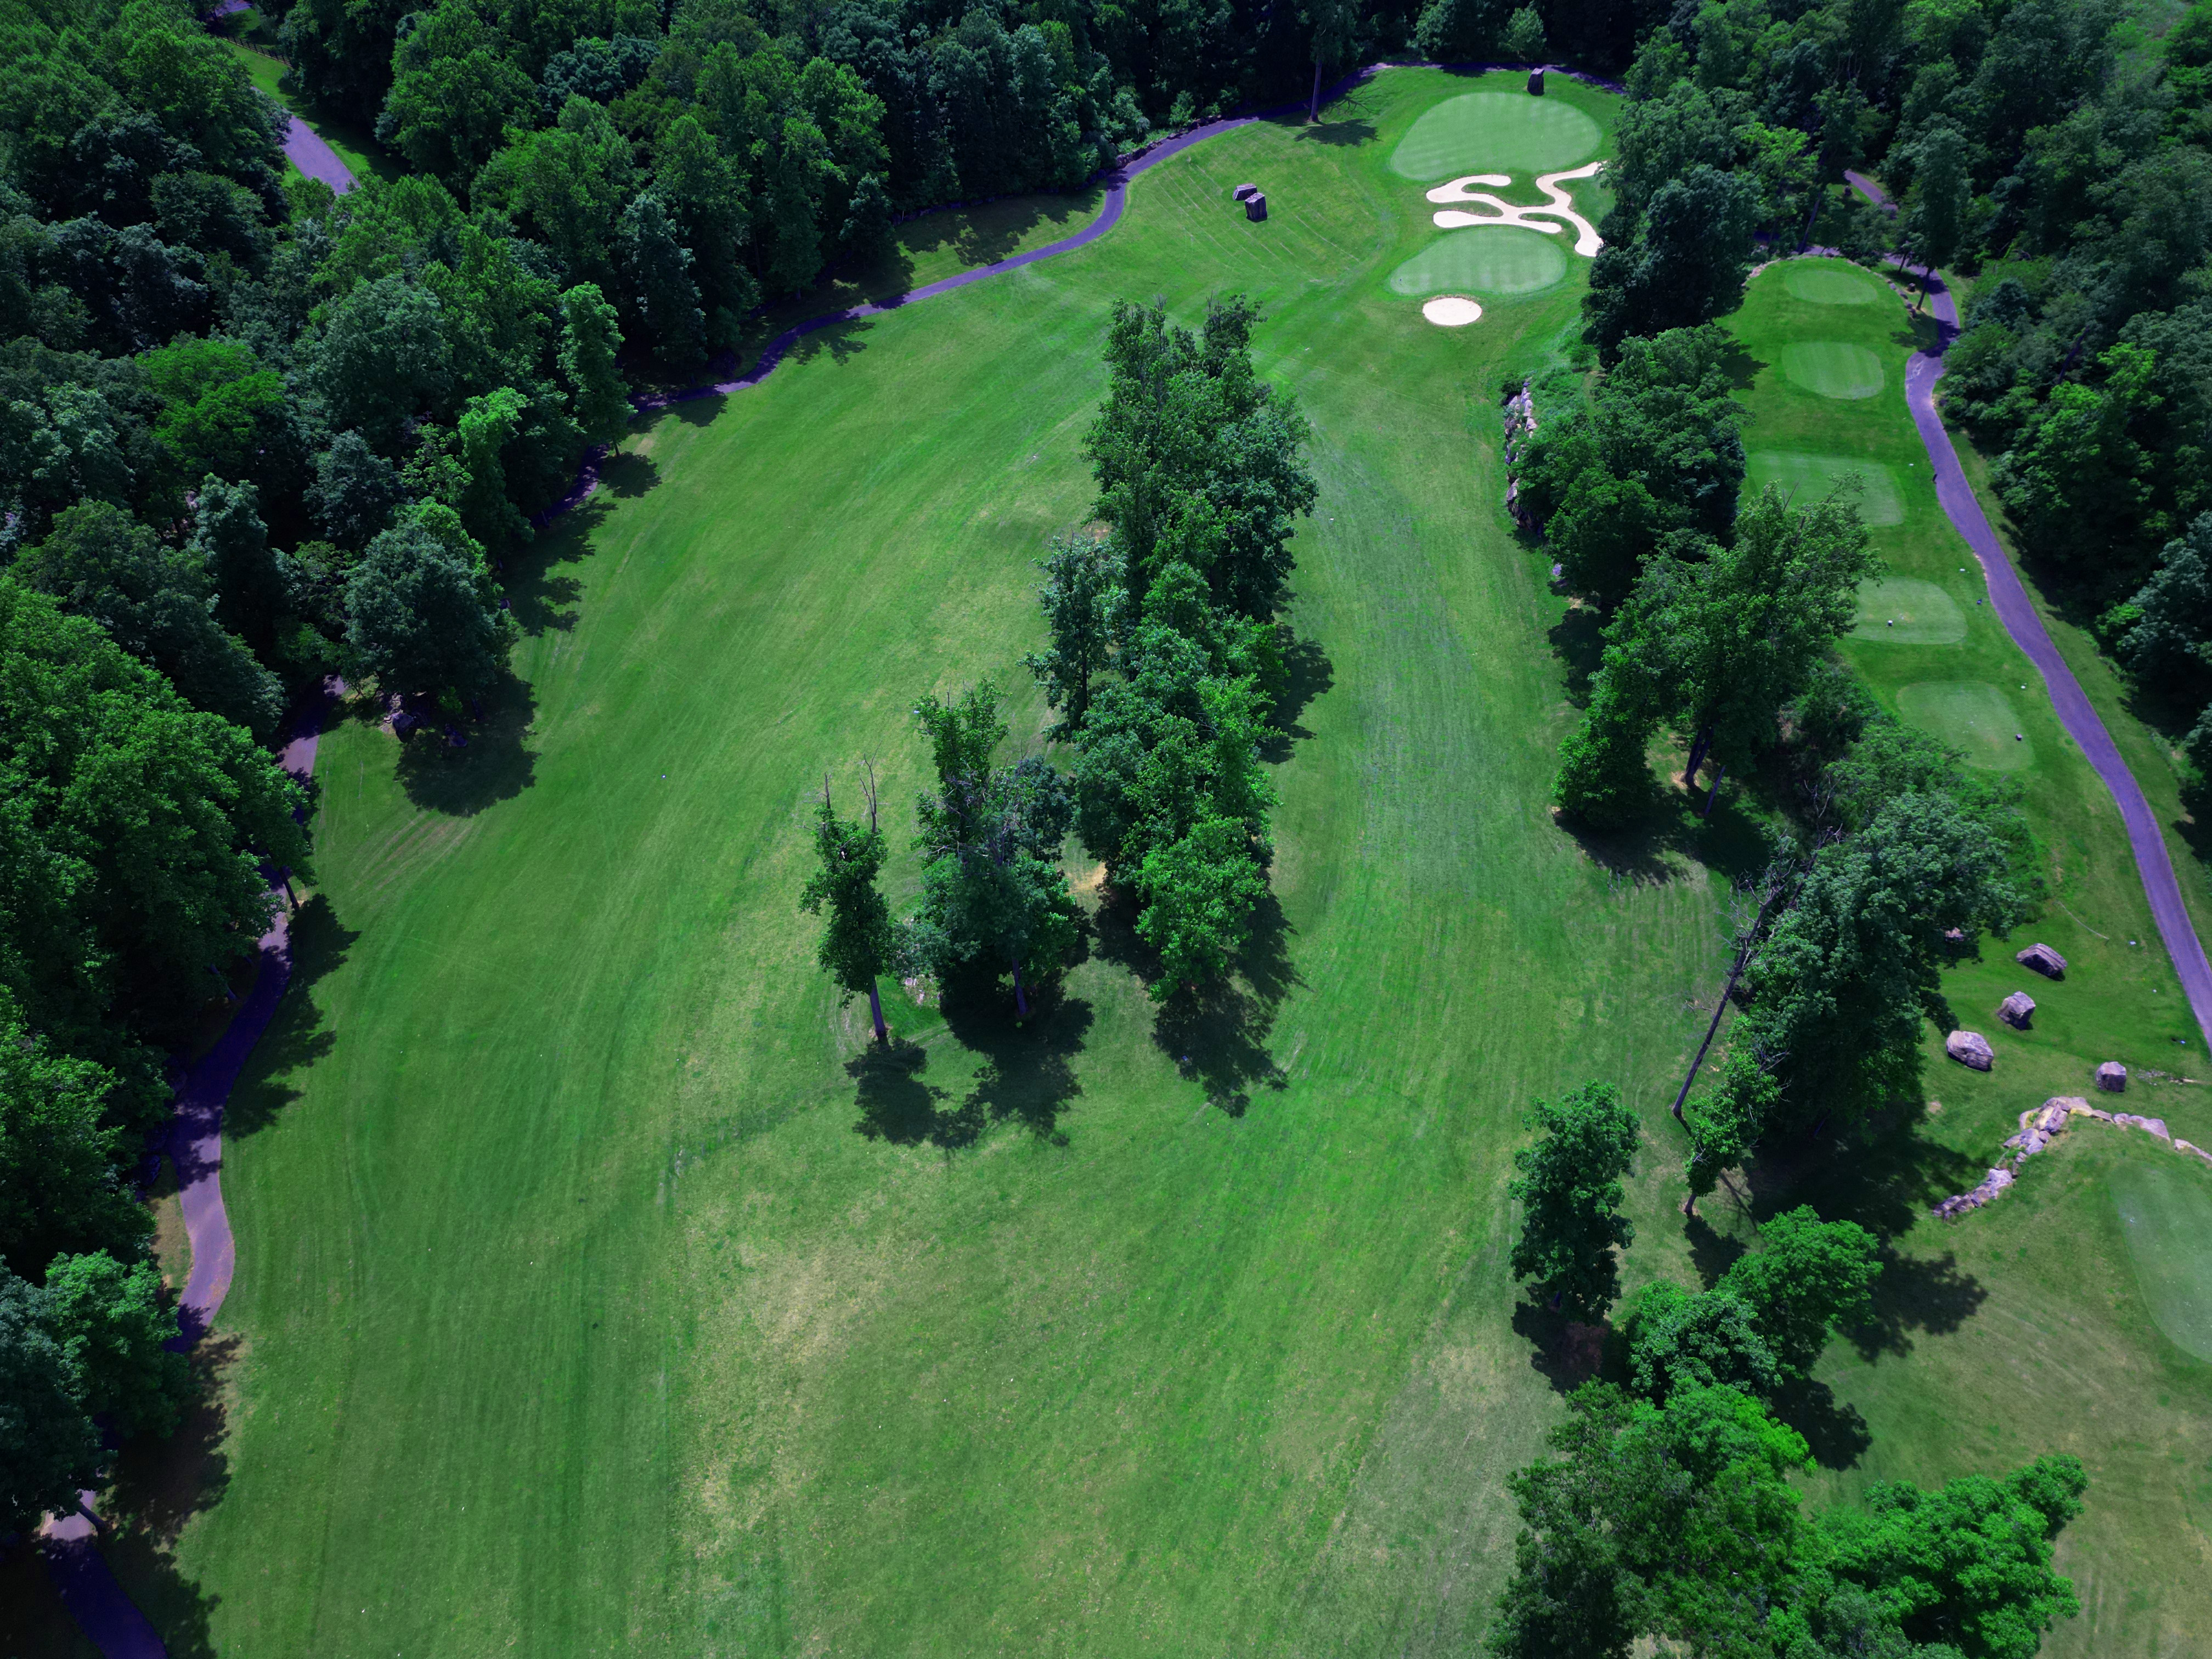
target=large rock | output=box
[2117,1111,2170,1141]
[1946,1030,1995,1070]
[2017,943,2067,979]
[1244,191,1267,222]
[1231,182,1260,202]
[2096,1060,2128,1093]
[1998,991,2035,1029]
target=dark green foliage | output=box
[1507,1081,1639,1318]
[1491,1384,2087,1659]
[0,990,144,1279]
[191,475,294,646]
[345,504,514,696]
[1514,323,1747,607]
[1086,297,1317,621]
[311,430,402,550]
[1623,1282,1781,1401]
[1024,535,1122,741]
[18,499,283,737]
[558,282,630,448]
[1585,164,1760,358]
[42,1249,188,1436]
[0,1266,100,1533]
[799,778,898,1041]
[905,682,1079,1013]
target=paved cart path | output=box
[1837,176,2212,1054]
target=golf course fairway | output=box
[77,78,2212,1659]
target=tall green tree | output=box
[558,282,630,450]
[42,1250,188,1436]
[799,770,898,1042]
[1508,1081,1640,1318]
[345,503,513,697]
[0,1267,100,1533]
[1720,1205,1882,1377]
[1023,535,1122,740]
[906,682,1078,1016]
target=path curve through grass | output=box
[1835,179,2212,1052]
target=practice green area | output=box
[1385,227,1566,296]
[1747,449,1905,525]
[1895,680,2036,769]
[1852,577,1965,642]
[1781,264,1883,306]
[2111,1159,2212,1362]
[1729,256,2212,1656]
[1779,339,1886,399]
[1386,89,1601,179]
[109,69,1733,1658]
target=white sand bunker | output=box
[1425,161,1606,257]
[1421,295,1484,326]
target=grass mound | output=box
[2112,1158,2212,1362]
[1747,449,1906,524]
[1386,91,1601,180]
[1852,577,1966,643]
[1386,228,1567,296]
[1779,340,1886,399]
[1781,264,1882,306]
[1897,680,2035,769]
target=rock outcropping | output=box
[1934,1095,2212,1219]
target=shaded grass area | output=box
[1718,259,2212,1655]
[0,1548,100,1658]
[120,69,1748,1658]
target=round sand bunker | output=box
[1421,295,1483,327]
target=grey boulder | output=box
[2096,1060,2128,1093]
[1998,991,2035,1029]
[1946,1030,1995,1071]
[2017,943,2067,979]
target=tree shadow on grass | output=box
[393,670,537,817]
[1684,1210,1750,1288]
[1511,1297,1623,1395]
[94,1333,237,1659]
[1291,114,1378,146]
[224,895,356,1138]
[1847,1245,1989,1363]
[848,1038,979,1149]
[1095,885,1299,1115]
[1769,1373,1873,1470]
[1259,628,1335,760]
[939,971,1094,1146]
[1549,605,1606,706]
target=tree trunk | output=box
[866,980,888,1043]
[1702,763,1728,819]
[1671,984,1736,1121]
[1010,953,1030,1018]
[1309,58,1323,124]
[1684,725,1714,792]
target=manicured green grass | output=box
[1385,225,1567,295]
[1852,576,1966,642]
[1894,680,2038,770]
[1386,89,1601,179]
[112,69,1751,1657]
[1727,258,2212,1656]
[2110,1158,2212,1362]
[1780,264,1883,307]
[1750,449,1906,525]
[1778,338,1886,399]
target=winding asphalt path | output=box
[204,1,355,194]
[39,701,329,1658]
[1832,179,2212,1053]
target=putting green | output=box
[2112,1160,2212,1363]
[1387,92,1601,180]
[1747,449,1905,525]
[1386,228,1567,296]
[1780,340,1885,399]
[1852,578,1965,643]
[1782,264,1882,306]
[1896,680,2035,769]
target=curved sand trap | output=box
[1781,340,1885,399]
[1426,162,1606,256]
[1784,263,1882,306]
[2112,1161,2212,1362]
[1748,450,1905,525]
[1420,295,1484,326]
[1390,229,1566,297]
[1897,681,2034,769]
[1852,578,1965,643]
[1390,92,1601,180]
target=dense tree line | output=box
[1496,1088,2087,1658]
